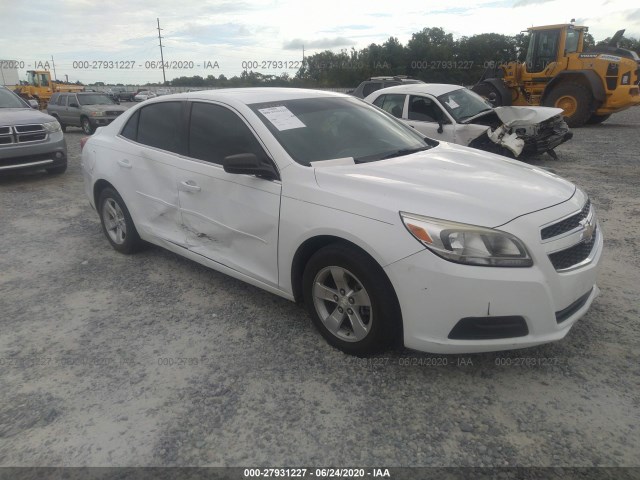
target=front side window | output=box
[250,97,430,166]
[137,102,183,153]
[374,94,406,118]
[188,103,266,165]
[408,95,444,123]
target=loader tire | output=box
[586,113,611,125]
[544,83,592,128]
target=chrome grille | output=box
[106,111,123,116]
[541,199,591,240]
[0,124,47,145]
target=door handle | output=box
[179,180,201,193]
[117,159,132,169]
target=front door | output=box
[116,101,187,247]
[404,94,456,142]
[176,102,281,286]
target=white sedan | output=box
[133,90,157,102]
[82,88,602,355]
[365,84,573,159]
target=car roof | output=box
[371,83,464,96]
[147,87,348,106]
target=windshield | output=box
[78,94,115,106]
[249,97,430,165]
[0,88,29,108]
[437,88,493,123]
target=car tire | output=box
[302,243,402,356]
[543,83,592,128]
[46,162,67,175]
[98,187,145,254]
[81,116,95,135]
[586,113,611,125]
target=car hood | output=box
[0,108,57,125]
[312,142,575,227]
[465,106,564,126]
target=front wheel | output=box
[81,116,95,135]
[98,187,144,254]
[543,83,592,127]
[302,244,401,355]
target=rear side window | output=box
[136,102,183,153]
[362,82,382,97]
[188,102,266,165]
[120,110,140,141]
[57,94,67,106]
[375,94,405,118]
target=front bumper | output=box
[89,117,118,127]
[384,195,603,354]
[0,131,67,174]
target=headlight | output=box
[43,121,61,133]
[90,111,105,117]
[400,212,533,267]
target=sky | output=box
[0,0,638,85]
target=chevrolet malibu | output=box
[81,88,602,355]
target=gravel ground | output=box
[0,108,639,468]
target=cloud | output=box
[282,37,354,50]
[512,0,554,7]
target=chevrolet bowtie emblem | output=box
[581,219,595,242]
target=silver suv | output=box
[47,92,128,134]
[0,86,67,175]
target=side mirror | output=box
[437,119,444,134]
[69,102,79,108]
[223,153,279,180]
[28,99,39,109]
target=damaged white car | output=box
[365,84,573,159]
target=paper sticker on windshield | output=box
[258,106,306,131]
[445,99,460,109]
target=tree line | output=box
[119,27,640,88]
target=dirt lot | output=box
[0,108,639,468]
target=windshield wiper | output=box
[381,146,430,160]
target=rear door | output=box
[116,101,187,247]
[176,101,281,286]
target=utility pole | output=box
[51,55,57,81]
[157,18,167,85]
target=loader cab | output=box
[26,71,51,87]
[524,25,586,74]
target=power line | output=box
[157,18,166,84]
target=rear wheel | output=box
[302,243,401,356]
[543,83,592,128]
[586,113,611,125]
[98,187,144,254]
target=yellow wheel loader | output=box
[472,24,640,127]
